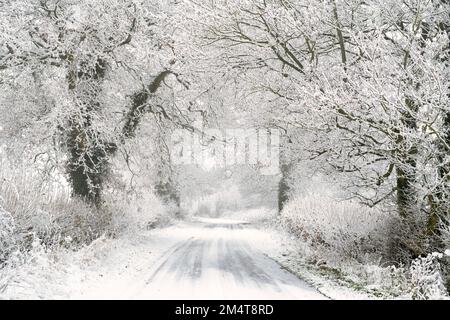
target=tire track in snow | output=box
[133,218,327,299]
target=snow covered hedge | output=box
[280,193,393,266]
[279,193,449,299]
[0,204,15,263]
[409,252,448,300]
[106,190,177,235]
[0,162,175,298]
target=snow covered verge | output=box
[0,204,360,300]
[1,194,448,300]
[0,223,188,299]
[0,162,179,299]
[267,194,450,300]
[208,205,447,300]
[0,202,179,299]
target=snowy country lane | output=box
[126,217,327,300]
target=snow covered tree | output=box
[0,0,204,206]
[187,0,449,256]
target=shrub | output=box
[105,190,174,236]
[0,159,112,250]
[279,184,449,299]
[409,252,447,300]
[363,264,409,297]
[280,193,393,266]
[0,205,15,263]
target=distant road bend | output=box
[127,217,327,299]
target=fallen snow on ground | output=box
[256,228,377,300]
[127,217,326,300]
[222,224,372,299]
[0,222,193,299]
[1,213,370,300]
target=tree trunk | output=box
[278,162,292,213]
[395,96,419,218]
[65,58,113,206]
[122,71,181,209]
[427,97,450,234]
[122,71,172,140]
[66,119,116,206]
[65,66,174,206]
[155,176,180,208]
[388,98,420,261]
[426,24,450,233]
[396,166,416,218]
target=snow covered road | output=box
[127,217,327,300]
